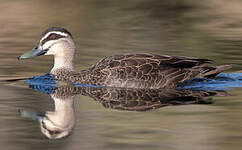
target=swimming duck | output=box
[18,27,232,89]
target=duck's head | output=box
[18,27,75,72]
[19,27,74,59]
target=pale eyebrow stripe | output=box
[40,31,68,44]
[40,32,68,46]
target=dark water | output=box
[1,0,242,150]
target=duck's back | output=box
[67,53,230,89]
[54,53,231,89]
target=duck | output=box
[18,27,232,89]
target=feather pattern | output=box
[52,53,232,89]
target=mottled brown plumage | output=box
[52,53,231,89]
[18,27,232,89]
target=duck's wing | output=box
[84,53,231,89]
[92,53,211,67]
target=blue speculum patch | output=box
[24,73,242,94]
[24,74,104,94]
[24,74,56,94]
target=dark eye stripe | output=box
[41,33,65,46]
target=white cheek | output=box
[45,50,54,55]
[45,42,66,56]
[43,41,57,55]
[42,40,54,49]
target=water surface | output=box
[1,0,242,150]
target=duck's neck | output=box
[50,54,75,74]
[49,40,76,74]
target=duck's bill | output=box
[18,45,47,60]
[18,109,44,121]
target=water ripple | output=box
[176,73,242,90]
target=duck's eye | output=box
[49,34,57,40]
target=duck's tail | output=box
[202,64,233,78]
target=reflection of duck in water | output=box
[20,88,75,139]
[18,27,231,89]
[20,84,225,139]
[40,92,75,139]
[52,85,225,111]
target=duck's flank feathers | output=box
[52,53,232,89]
